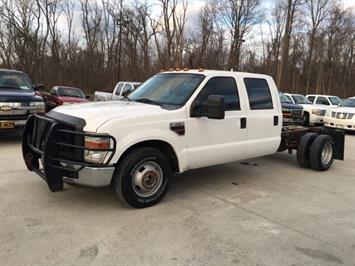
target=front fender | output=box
[107,128,188,172]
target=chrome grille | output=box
[334,112,354,120]
[291,109,302,117]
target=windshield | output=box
[279,92,292,103]
[329,96,343,105]
[58,87,85,98]
[293,95,311,104]
[0,72,33,91]
[128,73,205,107]
[341,98,355,107]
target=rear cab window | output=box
[244,78,273,110]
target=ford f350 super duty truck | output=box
[22,70,345,208]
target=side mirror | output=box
[191,95,225,120]
[33,84,44,91]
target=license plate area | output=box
[0,121,15,129]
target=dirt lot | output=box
[0,132,355,265]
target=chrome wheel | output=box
[132,161,163,197]
[321,142,333,166]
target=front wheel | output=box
[303,112,310,126]
[114,147,171,208]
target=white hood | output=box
[52,101,168,132]
[330,107,355,113]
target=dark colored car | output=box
[0,69,45,131]
[279,92,303,125]
[39,86,89,112]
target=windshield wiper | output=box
[134,98,160,105]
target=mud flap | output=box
[325,128,345,160]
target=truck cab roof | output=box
[161,69,272,79]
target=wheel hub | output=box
[132,161,163,197]
[321,142,333,166]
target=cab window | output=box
[244,78,273,110]
[122,84,133,96]
[194,77,240,110]
[115,83,124,95]
[307,96,315,103]
[316,96,330,105]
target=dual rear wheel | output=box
[297,133,335,171]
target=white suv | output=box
[306,94,343,107]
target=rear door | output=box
[242,77,282,158]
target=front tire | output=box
[303,112,310,126]
[309,135,335,171]
[114,147,171,208]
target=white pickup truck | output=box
[94,81,141,101]
[22,70,345,208]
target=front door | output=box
[186,76,247,170]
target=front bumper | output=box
[22,114,116,191]
[0,119,27,130]
[63,166,115,187]
[309,114,324,124]
[324,117,355,131]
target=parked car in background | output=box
[306,94,343,107]
[279,92,303,125]
[284,93,326,125]
[94,81,141,101]
[39,86,88,111]
[0,69,45,131]
[324,97,355,131]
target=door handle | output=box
[273,115,279,126]
[241,117,247,129]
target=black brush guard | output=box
[22,114,116,192]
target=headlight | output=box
[29,101,45,107]
[29,102,45,113]
[312,109,324,116]
[84,136,112,164]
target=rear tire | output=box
[309,135,334,171]
[297,133,318,168]
[114,147,171,208]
